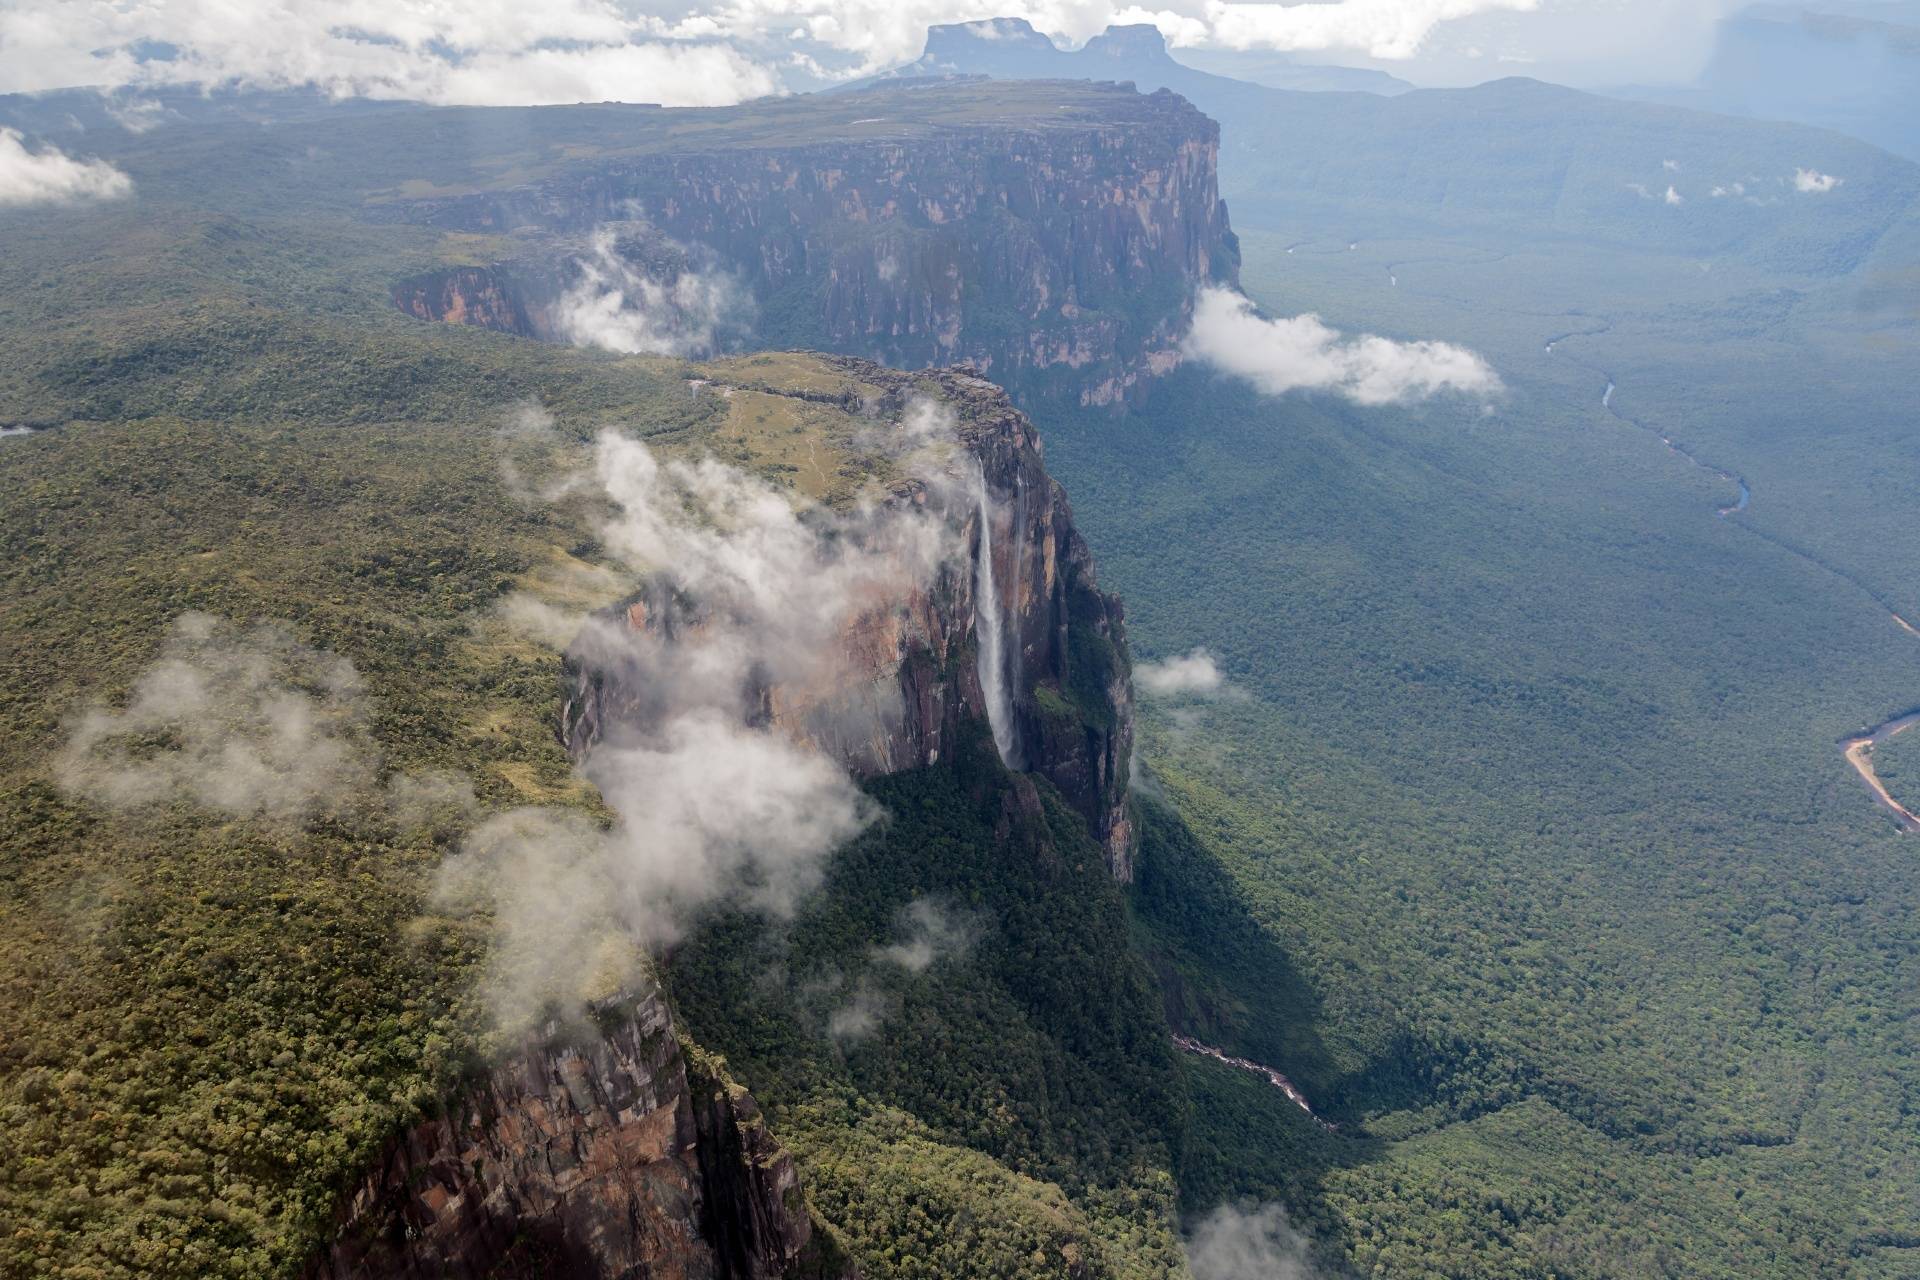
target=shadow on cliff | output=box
[1129,794,1341,1094]
[1127,792,1396,1216]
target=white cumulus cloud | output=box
[1186,1202,1326,1280]
[54,613,374,821]
[441,402,987,1032]
[0,0,776,105]
[0,0,1569,101]
[1793,168,1843,194]
[0,128,132,206]
[553,227,751,358]
[1183,287,1500,406]
[1136,648,1226,697]
[1194,0,1539,58]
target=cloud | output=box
[812,897,979,1041]
[1664,184,1683,205]
[386,769,480,834]
[1662,158,1680,173]
[1793,168,1843,194]
[0,128,132,206]
[1186,1202,1327,1280]
[826,978,892,1042]
[872,897,978,972]
[0,0,1574,101]
[1135,648,1225,698]
[54,612,375,821]
[445,404,987,1031]
[1193,0,1540,58]
[0,1,776,106]
[1183,287,1500,406]
[437,713,876,1030]
[553,227,751,358]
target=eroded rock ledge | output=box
[307,989,826,1280]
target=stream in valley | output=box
[1840,711,1920,832]
[1582,359,1913,830]
[1172,1035,1337,1131]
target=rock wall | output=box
[560,360,1137,879]
[315,360,1137,1277]
[307,989,823,1280]
[383,82,1237,407]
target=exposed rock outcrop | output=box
[560,359,1137,878]
[382,81,1237,408]
[308,988,825,1280]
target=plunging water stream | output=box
[973,468,1022,769]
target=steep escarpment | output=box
[560,357,1137,877]
[382,82,1238,407]
[308,988,826,1280]
[314,358,1143,1277]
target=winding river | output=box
[1840,712,1920,832]
[1583,360,1914,830]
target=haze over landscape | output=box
[2,1,1917,1278]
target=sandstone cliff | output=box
[560,358,1137,878]
[382,81,1238,408]
[308,988,829,1280]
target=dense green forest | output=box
[1035,193,1920,1274]
[0,82,1239,1269]
[0,360,1204,1278]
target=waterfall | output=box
[973,467,1022,768]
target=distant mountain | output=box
[1614,3,1920,161]
[862,24,1920,278]
[1191,75,1920,276]
[872,16,1411,97]
[0,84,409,137]
[1166,47,1416,96]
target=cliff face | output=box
[308,989,822,1280]
[561,359,1136,878]
[383,82,1237,407]
[312,360,1135,1275]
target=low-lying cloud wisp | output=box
[1793,168,1843,194]
[442,401,986,1030]
[1183,287,1499,407]
[552,228,750,358]
[438,715,876,1031]
[54,612,376,821]
[1136,648,1227,698]
[873,897,978,973]
[1186,1202,1329,1280]
[0,128,132,206]
[823,897,980,1042]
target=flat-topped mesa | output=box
[382,81,1238,409]
[562,357,1138,879]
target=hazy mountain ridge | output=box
[1614,2,1920,161]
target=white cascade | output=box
[972,468,1021,768]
